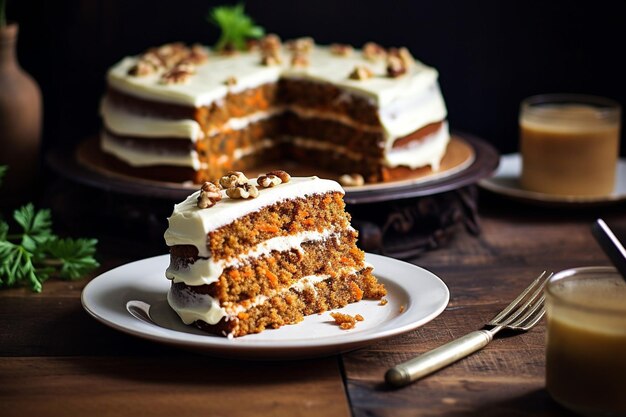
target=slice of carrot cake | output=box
[163,170,386,337]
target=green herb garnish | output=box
[208,3,264,52]
[0,166,99,292]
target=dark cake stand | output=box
[46,132,499,259]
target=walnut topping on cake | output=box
[362,42,386,61]
[226,183,259,199]
[257,170,290,188]
[128,42,208,79]
[348,65,373,81]
[224,76,238,86]
[330,43,353,56]
[386,55,407,78]
[197,182,222,209]
[290,52,310,68]
[219,171,248,188]
[339,173,365,186]
[183,44,209,65]
[267,170,291,183]
[260,33,282,53]
[128,60,158,77]
[160,63,196,84]
[286,37,314,53]
[257,174,282,188]
[389,47,415,68]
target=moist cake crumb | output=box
[330,312,364,330]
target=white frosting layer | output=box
[167,284,226,326]
[101,131,200,169]
[384,121,450,170]
[100,97,201,140]
[166,228,341,286]
[105,44,447,145]
[164,176,344,257]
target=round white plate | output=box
[479,153,626,206]
[81,253,449,359]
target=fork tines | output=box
[488,271,553,330]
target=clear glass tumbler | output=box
[520,94,621,197]
[545,266,626,417]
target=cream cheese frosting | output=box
[105,44,448,146]
[163,176,344,257]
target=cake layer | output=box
[167,228,362,303]
[167,265,385,337]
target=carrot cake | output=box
[100,36,450,184]
[163,170,386,337]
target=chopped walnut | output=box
[260,34,282,53]
[226,183,259,199]
[290,52,309,68]
[257,174,282,188]
[266,170,291,183]
[159,63,196,84]
[156,42,189,67]
[348,65,373,81]
[386,55,406,78]
[286,37,314,53]
[196,181,222,209]
[219,171,248,188]
[394,47,415,68]
[128,60,157,76]
[261,48,282,66]
[183,44,209,65]
[339,173,365,187]
[224,76,237,86]
[330,43,353,56]
[141,51,165,68]
[128,43,209,79]
[362,42,386,61]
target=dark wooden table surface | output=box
[1,185,624,417]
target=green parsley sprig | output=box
[0,166,99,292]
[208,3,264,52]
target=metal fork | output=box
[385,271,553,387]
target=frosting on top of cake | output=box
[107,45,440,108]
[163,176,344,257]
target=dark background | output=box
[7,0,626,157]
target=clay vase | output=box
[0,23,42,208]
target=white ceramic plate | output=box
[81,253,449,359]
[479,153,626,206]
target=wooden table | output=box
[1,188,624,417]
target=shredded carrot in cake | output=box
[349,281,364,301]
[265,269,279,287]
[258,224,279,233]
[237,312,250,320]
[340,256,356,266]
[228,269,241,281]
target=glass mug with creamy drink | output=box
[545,267,626,417]
[520,94,621,197]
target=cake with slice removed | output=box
[163,170,386,337]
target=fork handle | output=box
[385,330,493,387]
